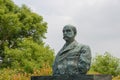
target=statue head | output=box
[63,24,77,42]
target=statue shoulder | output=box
[77,43,91,51]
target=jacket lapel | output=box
[58,40,78,56]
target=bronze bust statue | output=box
[52,24,92,76]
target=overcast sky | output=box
[13,0,120,58]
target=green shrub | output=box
[2,38,54,73]
[91,52,120,76]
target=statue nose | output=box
[63,31,67,35]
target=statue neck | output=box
[65,39,75,46]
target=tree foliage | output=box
[0,0,54,73]
[91,52,120,76]
[0,0,47,57]
[3,38,54,73]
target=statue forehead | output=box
[63,25,74,30]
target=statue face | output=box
[63,26,75,41]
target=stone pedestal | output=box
[31,75,112,80]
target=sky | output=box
[13,0,120,58]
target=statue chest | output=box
[56,48,81,74]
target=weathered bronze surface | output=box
[52,25,92,76]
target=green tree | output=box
[0,0,47,57]
[91,52,120,76]
[0,0,54,73]
[3,38,54,73]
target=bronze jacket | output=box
[52,40,91,76]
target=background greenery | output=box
[91,52,120,76]
[0,0,54,73]
[0,0,120,80]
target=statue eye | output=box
[66,30,71,32]
[63,29,71,33]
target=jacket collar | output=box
[58,40,78,55]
